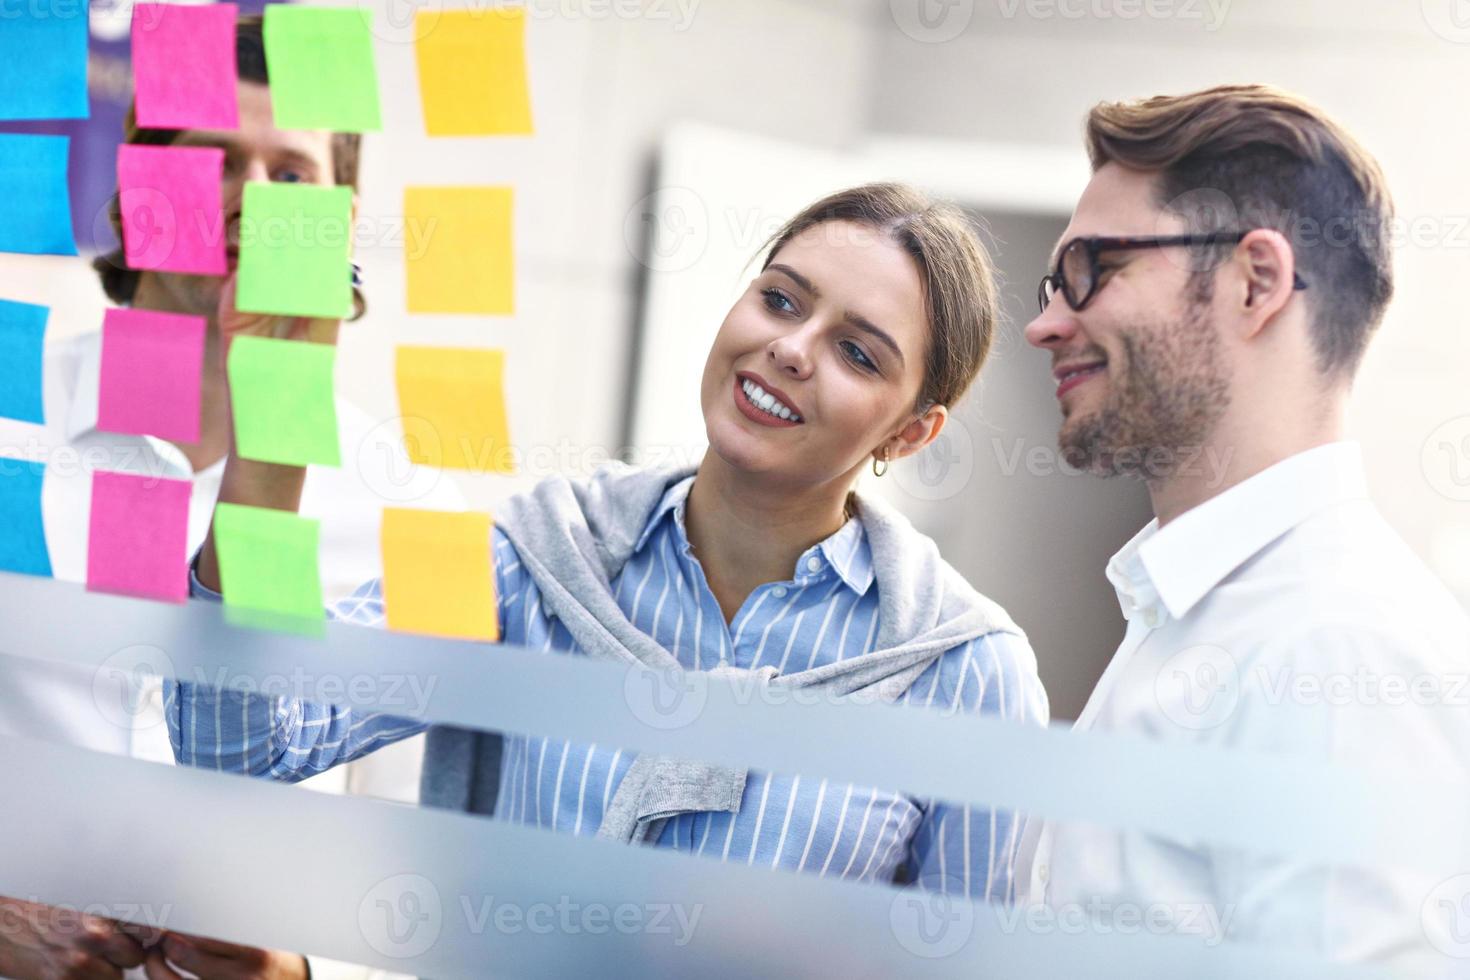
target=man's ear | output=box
[1234,228,1296,341]
[884,402,948,462]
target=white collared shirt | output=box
[1022,442,1470,972]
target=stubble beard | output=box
[1059,296,1231,482]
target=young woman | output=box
[168,183,1050,903]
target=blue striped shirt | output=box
[167,476,1049,901]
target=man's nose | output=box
[1023,296,1080,351]
[234,158,270,187]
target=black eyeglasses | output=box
[1037,232,1309,314]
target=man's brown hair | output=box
[1086,84,1394,377]
[95,15,363,311]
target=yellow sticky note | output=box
[405,186,514,315]
[395,345,514,473]
[381,508,498,641]
[414,8,533,136]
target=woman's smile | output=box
[733,371,805,428]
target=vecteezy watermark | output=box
[1155,624,1468,731]
[1423,416,1470,502]
[367,0,702,45]
[1423,873,1470,958]
[996,0,1231,31]
[185,665,439,715]
[1154,644,1241,731]
[0,897,173,940]
[889,0,976,43]
[622,662,910,732]
[0,0,88,20]
[355,418,446,506]
[992,898,1236,946]
[623,664,709,731]
[0,443,178,485]
[1421,0,1470,43]
[360,875,443,960]
[86,193,444,268]
[624,187,711,274]
[892,416,975,503]
[988,437,1236,486]
[93,645,177,732]
[358,874,703,959]
[889,888,975,959]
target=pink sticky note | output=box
[117,144,227,276]
[97,308,206,443]
[87,471,191,603]
[131,3,239,130]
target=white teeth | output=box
[740,379,801,422]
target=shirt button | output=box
[771,586,788,598]
[1037,864,1049,883]
[806,556,822,573]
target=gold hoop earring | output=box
[872,450,889,478]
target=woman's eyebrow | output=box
[844,311,904,365]
[768,263,818,296]
[767,263,904,365]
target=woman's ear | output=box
[884,402,948,462]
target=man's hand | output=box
[0,895,153,980]
[195,272,344,593]
[144,933,307,980]
[215,274,341,376]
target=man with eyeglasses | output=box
[1019,84,1469,970]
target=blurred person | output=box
[0,16,457,980]
[1020,84,1470,971]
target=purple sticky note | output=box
[97,308,206,443]
[131,3,239,130]
[117,144,227,276]
[87,470,191,603]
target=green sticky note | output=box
[213,502,324,633]
[263,6,381,132]
[227,335,340,467]
[236,182,353,319]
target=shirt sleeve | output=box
[165,528,527,782]
[903,628,1050,904]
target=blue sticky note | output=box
[0,300,48,425]
[0,135,77,256]
[0,7,89,121]
[0,460,51,578]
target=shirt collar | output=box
[1107,441,1370,623]
[634,475,875,595]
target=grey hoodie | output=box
[421,461,1025,844]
